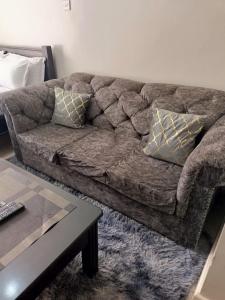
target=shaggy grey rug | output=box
[9,158,207,300]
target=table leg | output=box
[82,222,98,277]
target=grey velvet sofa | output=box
[2,73,225,249]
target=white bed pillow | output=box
[26,56,45,86]
[1,53,46,86]
[0,55,30,89]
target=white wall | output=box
[0,0,225,90]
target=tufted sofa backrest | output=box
[62,73,225,139]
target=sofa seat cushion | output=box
[57,129,140,180]
[17,123,96,161]
[106,146,182,214]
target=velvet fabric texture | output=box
[2,73,225,248]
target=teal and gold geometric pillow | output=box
[52,87,91,129]
[143,108,205,166]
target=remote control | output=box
[0,202,25,223]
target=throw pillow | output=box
[52,87,91,129]
[143,108,205,165]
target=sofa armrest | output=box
[1,79,64,134]
[1,78,64,160]
[177,115,225,217]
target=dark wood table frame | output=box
[0,160,102,300]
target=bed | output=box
[0,45,56,135]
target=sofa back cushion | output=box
[62,73,225,139]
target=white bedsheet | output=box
[0,85,10,93]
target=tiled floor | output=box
[0,133,13,159]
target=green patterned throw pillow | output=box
[52,87,91,129]
[143,108,205,166]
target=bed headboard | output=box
[0,45,56,81]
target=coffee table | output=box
[0,159,102,300]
